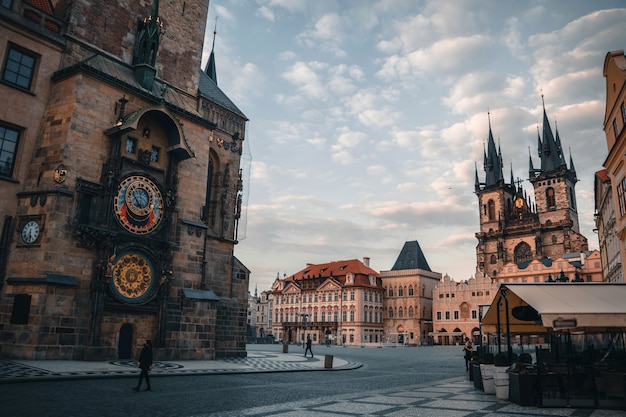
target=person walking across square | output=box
[304,335,313,358]
[133,340,153,391]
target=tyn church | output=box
[474,101,588,278]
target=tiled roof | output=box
[198,70,247,119]
[286,259,380,287]
[596,169,610,182]
[24,0,60,32]
[391,241,431,271]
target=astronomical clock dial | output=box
[114,175,163,234]
[110,252,156,304]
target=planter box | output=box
[481,364,495,394]
[494,366,509,400]
[509,372,535,406]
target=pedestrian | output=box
[133,340,153,391]
[304,335,313,358]
[463,337,473,372]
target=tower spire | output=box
[483,111,504,187]
[204,15,218,84]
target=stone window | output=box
[0,123,20,177]
[2,44,37,90]
[546,187,556,209]
[488,199,495,220]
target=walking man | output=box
[133,340,153,391]
[304,335,313,358]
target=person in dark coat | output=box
[304,335,313,358]
[133,340,153,391]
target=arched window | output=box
[388,287,393,297]
[408,286,414,296]
[488,199,496,220]
[569,187,576,209]
[398,287,404,297]
[388,307,394,318]
[490,254,497,264]
[408,306,414,317]
[514,241,532,265]
[398,307,404,318]
[546,187,556,208]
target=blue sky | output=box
[200,0,626,293]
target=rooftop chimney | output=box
[363,257,370,267]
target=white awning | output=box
[482,283,626,333]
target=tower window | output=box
[487,200,495,220]
[514,242,532,265]
[546,187,556,209]
[0,123,20,177]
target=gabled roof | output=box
[391,241,431,271]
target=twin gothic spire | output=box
[475,97,577,192]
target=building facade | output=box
[475,107,588,278]
[0,0,250,360]
[594,169,622,282]
[431,273,498,345]
[380,241,441,346]
[602,50,626,283]
[494,250,603,284]
[271,258,384,346]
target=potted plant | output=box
[494,352,510,400]
[480,352,495,394]
[509,353,535,406]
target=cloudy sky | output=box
[200,0,625,293]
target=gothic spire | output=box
[204,16,218,84]
[539,95,564,172]
[483,111,504,187]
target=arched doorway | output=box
[118,323,133,359]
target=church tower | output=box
[475,101,588,278]
[528,97,588,259]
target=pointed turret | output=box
[569,149,577,179]
[133,0,163,89]
[539,96,565,172]
[483,112,504,187]
[204,16,218,84]
[475,161,480,192]
[528,148,535,178]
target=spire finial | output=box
[212,15,218,52]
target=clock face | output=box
[114,175,163,234]
[110,252,156,303]
[20,220,40,244]
[515,198,524,209]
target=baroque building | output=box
[271,258,384,346]
[431,273,497,345]
[475,104,588,278]
[380,241,441,346]
[0,0,249,360]
[602,50,626,283]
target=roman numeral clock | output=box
[110,175,164,304]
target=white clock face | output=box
[21,220,40,244]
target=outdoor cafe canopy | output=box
[481,283,626,334]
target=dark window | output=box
[0,123,19,177]
[487,199,495,220]
[2,0,12,9]
[622,103,626,126]
[546,187,556,208]
[10,294,31,324]
[150,146,159,162]
[614,119,619,139]
[619,178,626,217]
[125,137,137,153]
[2,45,36,90]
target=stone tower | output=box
[475,102,588,278]
[0,0,250,360]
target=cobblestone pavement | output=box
[195,378,626,417]
[0,350,357,383]
[1,348,625,416]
